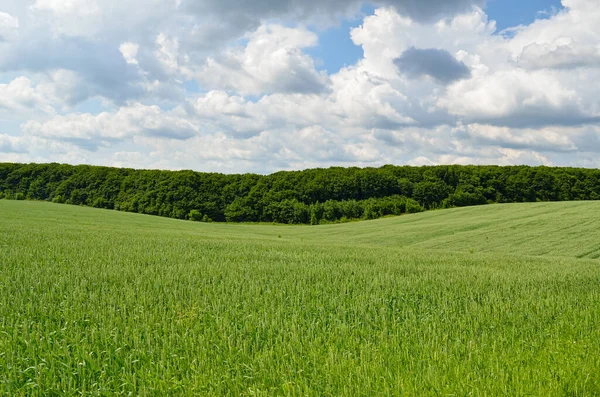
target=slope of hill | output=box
[1,200,599,395]
[6,199,599,259]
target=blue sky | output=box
[1,0,600,172]
[486,0,564,30]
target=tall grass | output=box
[1,201,599,395]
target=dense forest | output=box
[1,163,600,224]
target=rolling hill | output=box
[1,200,599,395]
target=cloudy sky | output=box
[1,0,599,173]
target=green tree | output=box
[188,210,203,222]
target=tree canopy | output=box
[1,163,599,224]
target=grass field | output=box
[1,200,600,395]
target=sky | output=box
[1,0,599,174]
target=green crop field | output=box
[1,200,600,395]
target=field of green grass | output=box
[1,200,599,395]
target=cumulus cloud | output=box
[394,47,471,84]
[30,0,101,18]
[28,0,175,38]
[0,36,145,104]
[463,124,578,152]
[3,0,600,172]
[190,91,269,137]
[0,12,19,41]
[198,25,328,95]
[0,134,27,153]
[440,69,600,128]
[120,42,140,65]
[0,133,92,165]
[21,103,198,150]
[181,0,484,25]
[0,76,55,116]
[518,38,600,70]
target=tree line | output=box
[1,162,599,224]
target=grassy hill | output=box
[1,200,599,395]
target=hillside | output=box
[1,200,599,395]
[5,199,600,259]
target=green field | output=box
[1,200,600,395]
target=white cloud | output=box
[2,0,600,172]
[463,124,577,152]
[21,103,198,150]
[518,38,600,70]
[31,0,101,17]
[198,25,328,95]
[0,76,55,118]
[120,42,140,65]
[154,33,188,77]
[35,69,93,107]
[0,133,92,166]
[0,134,28,153]
[0,12,19,41]
[439,69,590,127]
[28,0,177,38]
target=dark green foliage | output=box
[444,190,487,208]
[413,180,452,209]
[1,162,600,224]
[225,197,257,222]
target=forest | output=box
[1,162,599,224]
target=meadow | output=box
[1,200,599,395]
